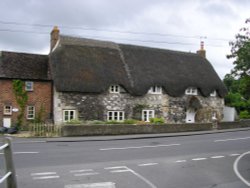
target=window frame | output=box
[107,111,124,121]
[109,85,120,93]
[25,81,34,91]
[4,105,12,115]
[210,91,217,97]
[27,106,35,120]
[63,110,76,122]
[148,86,162,94]
[185,87,198,95]
[142,110,155,122]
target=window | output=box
[25,81,34,91]
[185,87,198,95]
[210,91,217,97]
[107,111,124,121]
[142,110,155,122]
[4,105,12,115]
[148,86,162,94]
[27,106,35,119]
[63,110,76,122]
[109,85,120,93]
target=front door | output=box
[186,109,196,123]
[3,118,11,128]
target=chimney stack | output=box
[197,41,206,58]
[50,26,60,51]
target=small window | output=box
[27,106,35,119]
[210,91,217,97]
[25,81,34,91]
[109,85,120,93]
[185,87,198,95]
[63,110,76,122]
[107,111,124,121]
[148,86,162,94]
[4,106,12,115]
[142,110,155,122]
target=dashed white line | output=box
[100,143,180,151]
[230,153,241,157]
[33,176,60,180]
[0,151,39,155]
[70,169,93,173]
[214,136,250,142]
[74,172,99,176]
[192,158,207,161]
[175,160,187,163]
[65,182,116,188]
[211,156,225,159]
[31,172,59,180]
[31,172,57,176]
[138,163,158,166]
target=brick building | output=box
[0,51,52,127]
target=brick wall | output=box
[0,79,52,127]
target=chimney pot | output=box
[50,26,60,51]
[197,41,206,58]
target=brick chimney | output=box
[50,26,60,51]
[196,41,206,58]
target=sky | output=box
[0,0,249,79]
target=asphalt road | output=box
[1,130,250,188]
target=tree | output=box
[227,18,250,77]
[224,18,250,119]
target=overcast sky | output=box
[0,0,249,79]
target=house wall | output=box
[54,89,224,125]
[0,79,52,127]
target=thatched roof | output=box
[0,51,50,80]
[50,35,227,97]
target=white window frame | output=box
[109,85,120,93]
[107,111,124,121]
[27,106,35,120]
[63,110,76,122]
[185,87,198,95]
[210,91,217,97]
[4,105,12,115]
[142,110,155,122]
[25,81,34,91]
[148,86,162,94]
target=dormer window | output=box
[25,81,33,91]
[148,86,162,94]
[210,91,217,97]
[109,85,120,93]
[185,87,198,95]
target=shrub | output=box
[123,119,138,124]
[239,110,250,119]
[150,117,165,124]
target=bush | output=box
[239,110,250,119]
[123,119,138,124]
[150,117,165,124]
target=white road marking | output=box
[65,182,116,188]
[211,156,225,159]
[175,160,187,163]
[233,151,250,187]
[31,172,57,176]
[105,166,157,188]
[0,151,39,155]
[31,172,59,180]
[70,169,93,173]
[214,136,250,142]
[230,153,241,156]
[74,172,99,176]
[192,158,207,161]
[33,176,60,180]
[100,143,180,151]
[138,163,158,166]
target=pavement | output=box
[1,127,250,143]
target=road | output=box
[1,130,250,188]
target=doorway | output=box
[3,118,11,128]
[185,109,196,123]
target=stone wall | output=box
[54,88,224,125]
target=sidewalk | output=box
[2,127,250,144]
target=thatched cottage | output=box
[49,27,227,125]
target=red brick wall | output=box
[0,79,52,127]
